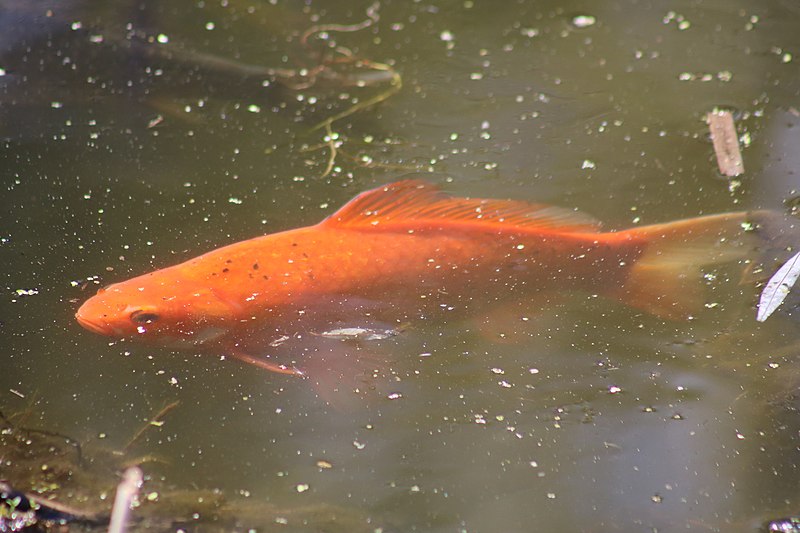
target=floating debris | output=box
[571,15,596,28]
[14,288,39,297]
[316,327,398,341]
[766,516,800,532]
[757,251,800,322]
[706,110,744,177]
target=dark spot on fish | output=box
[302,252,309,258]
[262,275,270,280]
[292,243,298,247]
[225,259,233,264]
[222,268,229,273]
[248,273,254,279]
[253,263,259,270]
[211,272,218,276]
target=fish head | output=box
[75,275,235,347]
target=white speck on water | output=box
[490,367,505,374]
[157,33,169,44]
[295,484,309,493]
[228,197,243,204]
[571,15,596,28]
[387,392,403,400]
[205,22,216,30]
[440,30,454,42]
[582,159,596,169]
[247,104,261,113]
[15,288,39,296]
[353,441,366,450]
[71,21,82,30]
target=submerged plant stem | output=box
[308,65,402,133]
[123,401,180,452]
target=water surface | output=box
[3,0,800,531]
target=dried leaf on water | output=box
[756,251,800,322]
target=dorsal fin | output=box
[319,180,601,233]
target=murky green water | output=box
[3,0,800,531]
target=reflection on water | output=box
[2,0,800,531]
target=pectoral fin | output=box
[226,348,306,377]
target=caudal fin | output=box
[608,211,767,320]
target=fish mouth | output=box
[75,312,111,335]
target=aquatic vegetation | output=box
[0,407,380,532]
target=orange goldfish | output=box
[75,180,759,375]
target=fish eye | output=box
[130,310,160,324]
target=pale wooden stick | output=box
[706,110,744,176]
[108,466,143,533]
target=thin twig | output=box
[123,401,180,452]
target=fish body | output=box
[75,180,756,372]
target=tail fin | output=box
[607,211,766,320]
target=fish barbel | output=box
[75,180,759,374]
